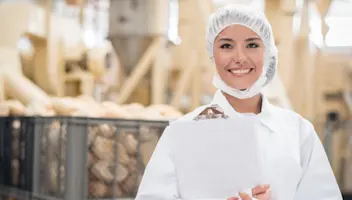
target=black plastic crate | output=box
[0,116,169,200]
[0,117,35,191]
[0,117,4,186]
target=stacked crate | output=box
[0,116,169,200]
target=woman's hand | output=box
[227,184,271,200]
[240,184,271,200]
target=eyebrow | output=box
[218,38,233,42]
[217,37,261,42]
[245,37,261,42]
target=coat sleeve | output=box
[135,126,227,200]
[294,120,343,200]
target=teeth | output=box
[229,69,250,74]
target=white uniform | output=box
[135,91,343,200]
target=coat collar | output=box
[210,90,279,133]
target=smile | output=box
[228,68,253,76]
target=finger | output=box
[252,184,270,195]
[254,189,272,200]
[239,192,252,200]
[227,197,239,200]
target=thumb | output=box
[239,192,252,200]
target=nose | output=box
[233,47,246,65]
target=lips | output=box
[227,68,253,76]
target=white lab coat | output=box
[135,90,343,200]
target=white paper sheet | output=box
[168,117,264,199]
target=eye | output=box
[247,43,259,48]
[220,44,232,49]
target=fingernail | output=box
[262,184,270,189]
[239,192,247,197]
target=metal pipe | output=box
[64,120,88,200]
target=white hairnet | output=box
[206,4,278,98]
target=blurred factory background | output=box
[0,0,352,199]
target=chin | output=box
[226,82,252,90]
[220,76,256,90]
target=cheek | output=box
[254,60,264,74]
[214,58,227,71]
[213,51,231,69]
[248,53,264,74]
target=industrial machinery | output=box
[108,0,176,105]
[0,1,120,111]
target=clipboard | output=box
[167,112,264,199]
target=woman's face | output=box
[213,25,265,90]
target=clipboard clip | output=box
[193,104,229,121]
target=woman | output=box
[135,4,342,200]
